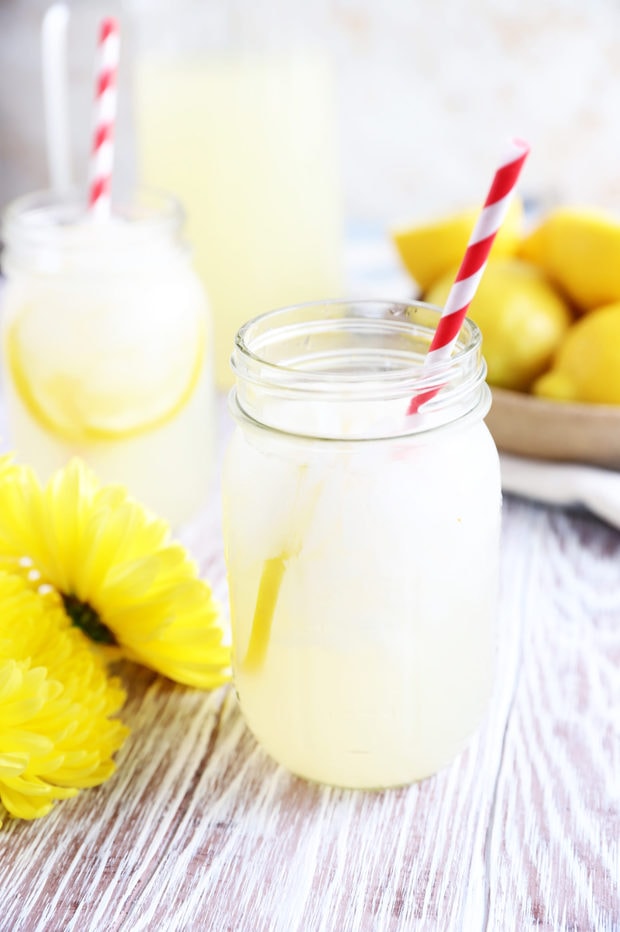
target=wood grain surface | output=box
[1,419,619,932]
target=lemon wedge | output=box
[519,206,620,311]
[533,301,620,404]
[425,258,572,392]
[392,196,523,292]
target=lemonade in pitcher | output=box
[135,52,343,388]
[1,190,213,526]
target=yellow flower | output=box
[0,457,231,689]
[0,572,128,823]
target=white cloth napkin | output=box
[500,453,620,528]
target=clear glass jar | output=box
[223,299,502,789]
[1,188,213,527]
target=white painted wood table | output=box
[1,402,619,932]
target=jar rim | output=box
[233,298,483,391]
[2,186,185,249]
[1,187,188,276]
[231,299,489,439]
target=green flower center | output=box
[62,593,117,645]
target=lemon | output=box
[241,555,287,673]
[425,258,573,392]
[391,196,523,292]
[6,300,205,442]
[533,301,620,404]
[519,206,620,311]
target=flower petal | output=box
[0,574,128,824]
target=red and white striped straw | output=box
[88,17,120,219]
[408,137,530,415]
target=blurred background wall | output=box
[1,0,619,229]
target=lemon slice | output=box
[6,305,206,442]
[241,555,288,673]
[239,464,322,674]
[392,196,523,292]
[519,207,620,311]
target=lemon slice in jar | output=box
[241,555,288,673]
[6,299,205,442]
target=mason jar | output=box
[223,299,502,789]
[1,188,213,527]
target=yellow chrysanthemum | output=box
[0,457,231,689]
[0,572,128,823]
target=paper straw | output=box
[88,17,120,219]
[41,3,72,193]
[407,137,530,415]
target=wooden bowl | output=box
[485,387,620,469]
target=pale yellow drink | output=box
[135,54,343,388]
[1,192,214,527]
[223,301,502,789]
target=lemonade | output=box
[223,301,502,788]
[135,53,343,388]
[1,190,214,526]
